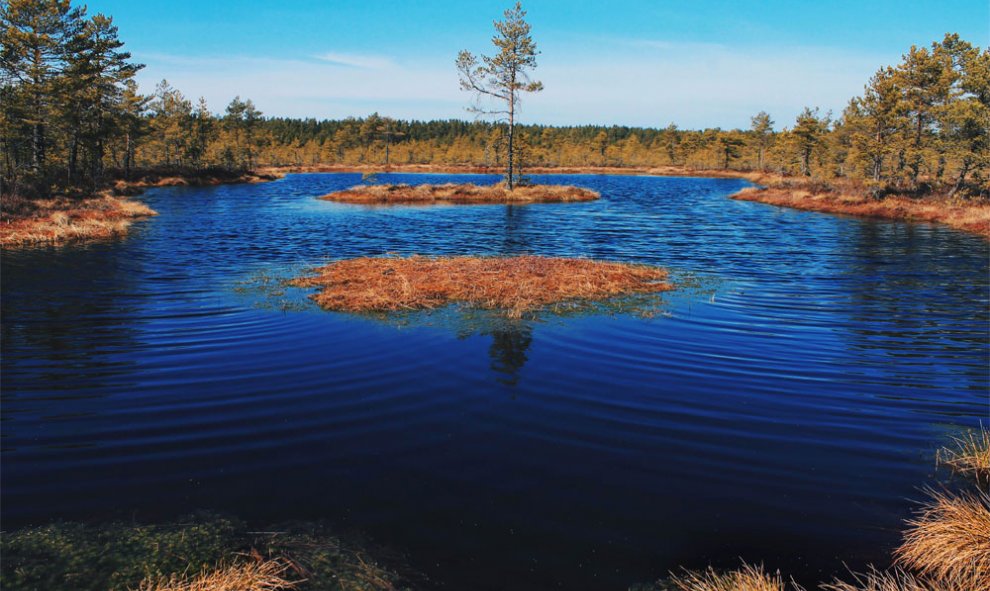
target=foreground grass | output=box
[290,255,672,317]
[894,489,990,588]
[320,182,599,205]
[0,513,413,591]
[665,563,791,591]
[731,181,990,239]
[823,567,981,591]
[0,193,157,247]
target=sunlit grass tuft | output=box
[137,559,295,591]
[894,489,990,588]
[665,562,791,591]
[823,566,981,591]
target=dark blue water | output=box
[2,173,988,590]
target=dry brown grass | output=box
[290,255,672,317]
[1,193,157,247]
[823,566,981,591]
[731,186,990,239]
[894,489,990,587]
[136,558,295,591]
[937,429,990,480]
[666,563,792,591]
[320,182,599,205]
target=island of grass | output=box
[290,255,672,317]
[319,182,600,205]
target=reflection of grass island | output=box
[290,255,671,318]
[319,182,599,205]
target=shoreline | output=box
[731,183,990,240]
[274,164,988,239]
[257,163,755,179]
[5,164,988,247]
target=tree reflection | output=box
[487,323,533,387]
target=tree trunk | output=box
[124,132,132,179]
[948,159,971,198]
[507,108,515,190]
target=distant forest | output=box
[2,0,988,198]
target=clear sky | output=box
[84,0,989,129]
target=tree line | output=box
[2,0,987,199]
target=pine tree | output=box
[456,2,543,189]
[750,112,774,171]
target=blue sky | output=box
[86,0,989,129]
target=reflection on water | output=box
[488,324,534,387]
[2,172,988,591]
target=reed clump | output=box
[137,559,295,591]
[1,193,157,247]
[320,182,599,205]
[731,184,990,239]
[823,566,981,591]
[290,255,672,317]
[665,562,791,591]
[936,428,990,480]
[894,488,990,588]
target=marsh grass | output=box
[664,562,795,591]
[823,566,982,591]
[137,558,295,591]
[319,182,599,205]
[289,255,672,318]
[936,428,990,481]
[894,489,990,588]
[1,193,156,247]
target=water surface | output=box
[3,173,988,590]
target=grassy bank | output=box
[290,255,672,317]
[730,178,990,240]
[1,168,283,248]
[0,193,158,247]
[320,182,599,205]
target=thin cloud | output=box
[313,52,395,69]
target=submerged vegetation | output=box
[320,182,599,205]
[290,255,672,317]
[0,513,414,591]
